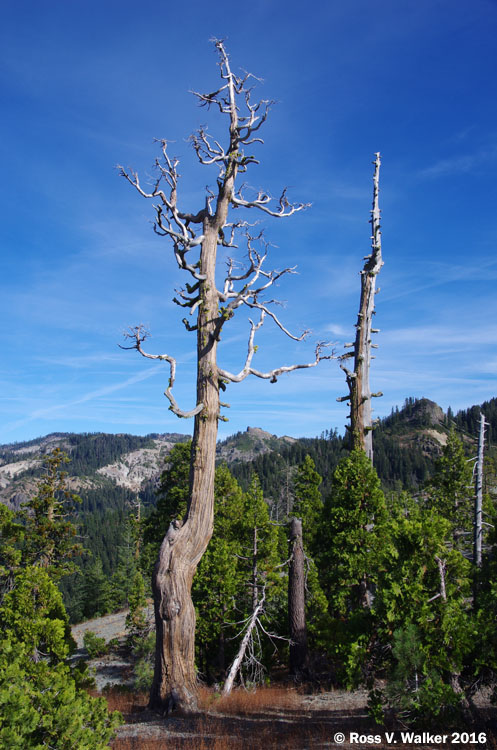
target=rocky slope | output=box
[0,427,297,510]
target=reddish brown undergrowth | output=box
[209,685,299,715]
[95,688,148,714]
[107,685,362,750]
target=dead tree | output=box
[118,41,333,713]
[222,590,266,697]
[337,153,383,461]
[434,554,471,715]
[474,411,487,569]
[288,517,308,676]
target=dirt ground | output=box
[108,687,497,750]
[72,612,497,750]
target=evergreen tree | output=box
[426,428,473,551]
[19,449,82,579]
[193,465,245,678]
[290,456,329,659]
[0,567,121,748]
[292,454,323,554]
[125,570,149,644]
[0,458,121,746]
[0,504,24,602]
[239,475,282,610]
[110,513,142,611]
[80,558,113,620]
[371,493,474,723]
[141,441,191,574]
[318,449,387,615]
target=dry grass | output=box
[107,685,340,750]
[89,688,148,714]
[208,685,300,715]
[112,724,324,750]
[100,683,497,750]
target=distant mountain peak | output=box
[246,426,274,438]
[403,398,444,426]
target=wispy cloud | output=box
[2,367,161,434]
[382,323,497,351]
[419,144,497,179]
[325,323,352,337]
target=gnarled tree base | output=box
[148,523,200,714]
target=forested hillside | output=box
[2,393,497,731]
[0,399,497,619]
[1,395,496,625]
[231,397,473,506]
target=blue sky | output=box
[1,0,497,444]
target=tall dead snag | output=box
[288,517,308,676]
[474,411,487,569]
[338,153,383,461]
[118,41,333,713]
[222,590,266,697]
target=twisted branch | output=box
[219,316,334,384]
[120,326,203,418]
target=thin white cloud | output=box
[2,367,161,434]
[325,323,352,337]
[382,324,497,350]
[419,144,497,179]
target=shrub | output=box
[83,631,108,658]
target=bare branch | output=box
[244,299,308,341]
[216,235,303,345]
[219,331,335,384]
[222,589,266,696]
[232,185,310,218]
[120,326,203,419]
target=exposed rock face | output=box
[0,459,41,489]
[216,426,296,464]
[404,398,444,427]
[0,434,185,508]
[0,428,294,507]
[97,440,177,491]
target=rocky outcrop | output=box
[96,440,177,491]
[216,426,296,464]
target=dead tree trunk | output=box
[222,591,266,696]
[474,411,486,569]
[149,224,220,713]
[338,153,383,461]
[435,554,471,716]
[288,518,308,676]
[119,41,334,713]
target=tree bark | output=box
[338,153,383,462]
[474,411,485,569]
[288,518,308,676]
[120,41,329,714]
[149,225,220,713]
[222,592,266,696]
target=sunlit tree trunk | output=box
[288,517,308,676]
[120,41,333,713]
[338,154,383,461]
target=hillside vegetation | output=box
[2,395,497,736]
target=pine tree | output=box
[292,454,323,555]
[426,428,473,551]
[19,448,82,579]
[318,449,387,614]
[0,567,121,748]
